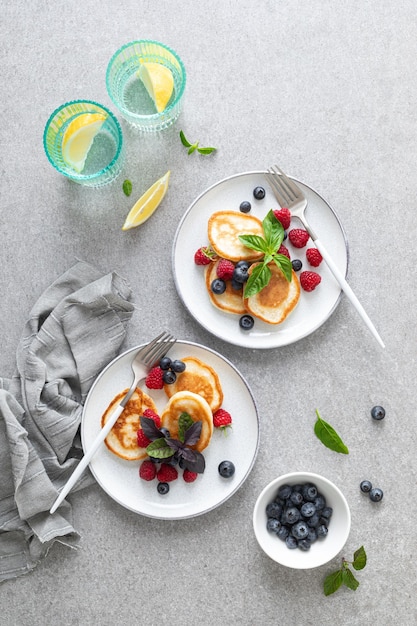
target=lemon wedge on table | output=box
[138,62,174,113]
[62,112,107,172]
[122,171,171,230]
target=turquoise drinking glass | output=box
[106,40,186,131]
[43,100,125,187]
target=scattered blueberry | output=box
[291,259,302,271]
[218,460,235,478]
[371,405,386,420]
[171,359,186,373]
[239,200,251,213]
[157,482,169,495]
[233,265,249,283]
[360,480,372,493]
[231,278,243,290]
[253,186,266,199]
[211,278,226,294]
[369,487,383,502]
[239,315,254,330]
[162,370,176,384]
[159,357,172,370]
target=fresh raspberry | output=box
[213,408,232,431]
[194,246,216,265]
[277,244,290,259]
[137,429,151,448]
[139,460,157,481]
[216,258,235,281]
[183,468,198,483]
[143,408,162,428]
[288,228,309,248]
[157,463,178,482]
[306,248,323,267]
[273,207,291,230]
[300,271,321,292]
[145,367,164,389]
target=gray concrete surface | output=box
[1,1,416,624]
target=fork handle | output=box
[313,238,385,348]
[49,403,125,514]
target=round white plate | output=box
[81,340,259,519]
[172,171,349,349]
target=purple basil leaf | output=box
[184,421,202,446]
[183,450,206,474]
[140,416,162,440]
[180,447,196,462]
[166,438,184,452]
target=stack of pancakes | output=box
[101,357,222,460]
[206,211,300,325]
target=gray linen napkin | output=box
[0,261,134,582]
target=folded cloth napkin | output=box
[0,261,134,582]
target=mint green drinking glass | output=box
[106,40,186,131]
[43,100,124,187]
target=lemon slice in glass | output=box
[138,62,174,113]
[122,171,171,230]
[62,112,107,172]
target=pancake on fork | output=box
[163,356,223,412]
[102,388,158,460]
[207,211,264,262]
[244,262,300,324]
[161,390,213,452]
[205,259,246,315]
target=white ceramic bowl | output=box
[253,472,351,569]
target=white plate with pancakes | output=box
[81,340,259,519]
[172,171,349,348]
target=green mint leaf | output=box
[342,567,360,591]
[197,146,217,155]
[238,234,270,254]
[178,412,194,442]
[352,546,367,571]
[263,210,284,251]
[179,130,192,147]
[273,254,293,282]
[244,262,271,297]
[314,409,349,454]
[146,438,175,459]
[123,179,132,196]
[323,569,344,596]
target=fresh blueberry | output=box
[300,502,316,518]
[360,480,372,493]
[291,259,302,272]
[266,518,281,533]
[266,501,283,519]
[289,491,303,506]
[171,359,186,373]
[317,524,329,538]
[162,370,176,384]
[307,527,318,543]
[253,186,266,199]
[159,427,170,438]
[371,405,386,420]
[302,484,318,502]
[313,495,326,511]
[239,200,251,213]
[369,487,383,502]
[277,484,293,500]
[277,526,289,541]
[231,278,243,290]
[298,539,312,551]
[285,535,298,549]
[291,521,309,540]
[235,260,250,270]
[159,356,172,370]
[239,315,254,330]
[218,460,235,478]
[233,266,249,283]
[307,513,320,528]
[149,456,160,464]
[321,506,333,519]
[283,507,300,525]
[211,278,226,294]
[157,482,169,495]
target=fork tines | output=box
[266,165,301,206]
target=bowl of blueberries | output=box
[253,472,351,569]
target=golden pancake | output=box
[161,390,213,452]
[244,262,300,324]
[205,260,247,315]
[163,356,223,412]
[207,211,264,262]
[102,388,158,460]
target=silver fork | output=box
[266,165,384,348]
[50,331,176,513]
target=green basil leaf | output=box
[352,546,367,571]
[342,567,360,591]
[273,254,293,282]
[122,179,132,197]
[314,409,349,454]
[263,209,284,250]
[244,263,271,297]
[179,130,192,147]
[197,146,217,155]
[239,234,269,253]
[323,569,344,596]
[146,438,175,459]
